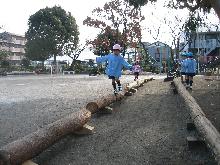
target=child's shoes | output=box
[118,85,122,91]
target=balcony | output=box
[0,46,10,51]
[192,39,219,49]
[8,55,22,61]
[9,47,24,53]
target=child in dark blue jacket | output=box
[180,52,187,83]
[185,52,197,89]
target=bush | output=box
[0,60,10,68]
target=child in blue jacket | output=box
[180,52,187,83]
[96,44,132,94]
[185,52,197,89]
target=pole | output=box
[50,65,53,76]
[197,28,200,74]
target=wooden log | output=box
[98,106,113,114]
[86,78,152,114]
[187,122,196,131]
[127,81,139,90]
[174,78,220,163]
[129,88,137,93]
[86,94,124,113]
[0,109,91,165]
[144,77,153,83]
[124,91,133,96]
[22,160,38,165]
[187,136,205,149]
[137,79,145,87]
[74,124,94,135]
[164,77,174,82]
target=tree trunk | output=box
[211,0,220,20]
[70,59,77,70]
[41,60,44,68]
[173,78,220,163]
[53,55,57,74]
[0,109,91,165]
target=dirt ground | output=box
[34,78,216,165]
[190,76,220,132]
[0,75,218,165]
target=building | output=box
[0,32,26,65]
[140,41,172,73]
[180,31,220,68]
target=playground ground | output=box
[0,74,219,164]
[191,76,220,132]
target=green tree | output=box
[0,50,9,61]
[21,58,30,69]
[25,6,79,69]
[0,50,10,70]
[25,37,51,65]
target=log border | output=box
[86,77,153,113]
[0,109,91,165]
[173,78,220,163]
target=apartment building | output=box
[0,32,26,65]
[180,31,220,64]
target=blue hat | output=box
[181,52,187,56]
[187,52,193,57]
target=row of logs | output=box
[173,78,220,163]
[0,77,153,165]
[86,78,153,113]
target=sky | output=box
[0,0,219,60]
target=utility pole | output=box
[197,28,200,74]
[122,18,127,58]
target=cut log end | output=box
[129,88,137,93]
[86,102,99,113]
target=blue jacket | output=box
[180,59,186,73]
[185,58,197,73]
[96,53,132,78]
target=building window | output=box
[206,34,217,40]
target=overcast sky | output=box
[0,0,107,42]
[0,0,219,60]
